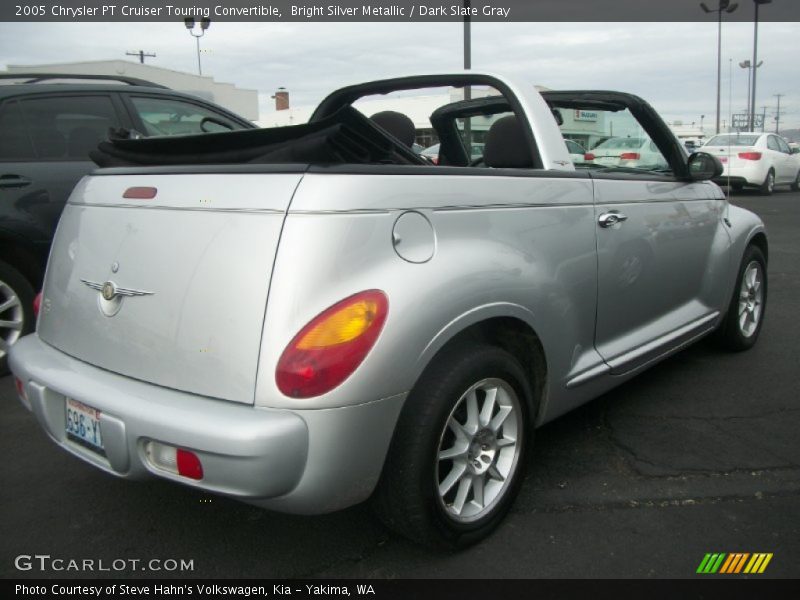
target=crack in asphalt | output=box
[512,488,800,516]
[608,406,800,422]
[596,403,800,476]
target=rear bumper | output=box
[713,176,749,187]
[718,162,767,186]
[9,334,405,514]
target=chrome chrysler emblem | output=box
[81,279,154,299]
[81,279,154,316]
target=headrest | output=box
[483,115,533,168]
[370,111,416,147]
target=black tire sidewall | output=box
[760,170,775,195]
[408,345,532,547]
[720,246,767,351]
[0,260,35,372]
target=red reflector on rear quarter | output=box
[123,186,157,199]
[176,449,203,480]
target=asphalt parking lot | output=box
[1,188,799,580]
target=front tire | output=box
[715,245,767,351]
[0,260,35,374]
[759,169,775,196]
[374,343,532,548]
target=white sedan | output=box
[701,132,800,194]
[585,136,669,170]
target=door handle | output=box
[598,211,628,228]
[0,174,32,189]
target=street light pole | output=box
[750,0,771,131]
[700,1,738,135]
[463,0,472,156]
[184,17,211,76]
[739,60,752,119]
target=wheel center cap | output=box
[467,429,497,475]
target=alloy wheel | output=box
[738,261,764,338]
[435,377,523,523]
[0,280,25,360]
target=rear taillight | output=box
[619,152,641,160]
[584,153,595,161]
[738,151,762,161]
[276,290,388,398]
[33,292,42,317]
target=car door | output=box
[580,102,727,373]
[0,93,127,251]
[772,135,795,183]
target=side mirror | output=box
[687,151,723,181]
[791,147,800,155]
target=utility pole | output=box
[774,94,784,133]
[760,105,768,132]
[126,50,156,64]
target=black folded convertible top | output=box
[90,106,425,168]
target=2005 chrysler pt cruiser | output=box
[10,73,767,547]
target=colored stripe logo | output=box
[696,553,773,574]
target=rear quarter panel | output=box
[255,172,601,418]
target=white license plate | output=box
[65,398,105,455]
[594,156,617,165]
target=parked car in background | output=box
[421,142,440,164]
[565,139,587,164]
[0,73,255,372]
[584,136,669,170]
[701,132,800,194]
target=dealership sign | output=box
[574,110,598,122]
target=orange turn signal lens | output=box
[276,290,388,398]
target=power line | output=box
[126,50,156,64]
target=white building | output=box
[5,60,259,121]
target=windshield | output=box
[706,134,760,147]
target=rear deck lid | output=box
[38,172,303,404]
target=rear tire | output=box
[759,169,775,196]
[0,260,35,375]
[715,245,767,352]
[373,343,532,548]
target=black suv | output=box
[0,73,255,371]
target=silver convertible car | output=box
[10,72,767,547]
